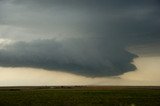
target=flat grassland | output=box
[0,86,159,106]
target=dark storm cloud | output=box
[0,38,137,76]
[0,0,159,76]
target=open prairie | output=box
[0,86,159,106]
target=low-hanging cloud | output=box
[0,38,137,76]
[0,0,159,77]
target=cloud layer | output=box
[0,38,137,76]
[0,0,159,76]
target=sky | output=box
[0,0,160,86]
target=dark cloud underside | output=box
[0,38,137,76]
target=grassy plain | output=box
[0,86,159,106]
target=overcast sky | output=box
[0,0,160,85]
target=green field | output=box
[0,86,159,106]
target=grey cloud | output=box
[0,38,137,76]
[0,0,159,76]
[1,0,160,41]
